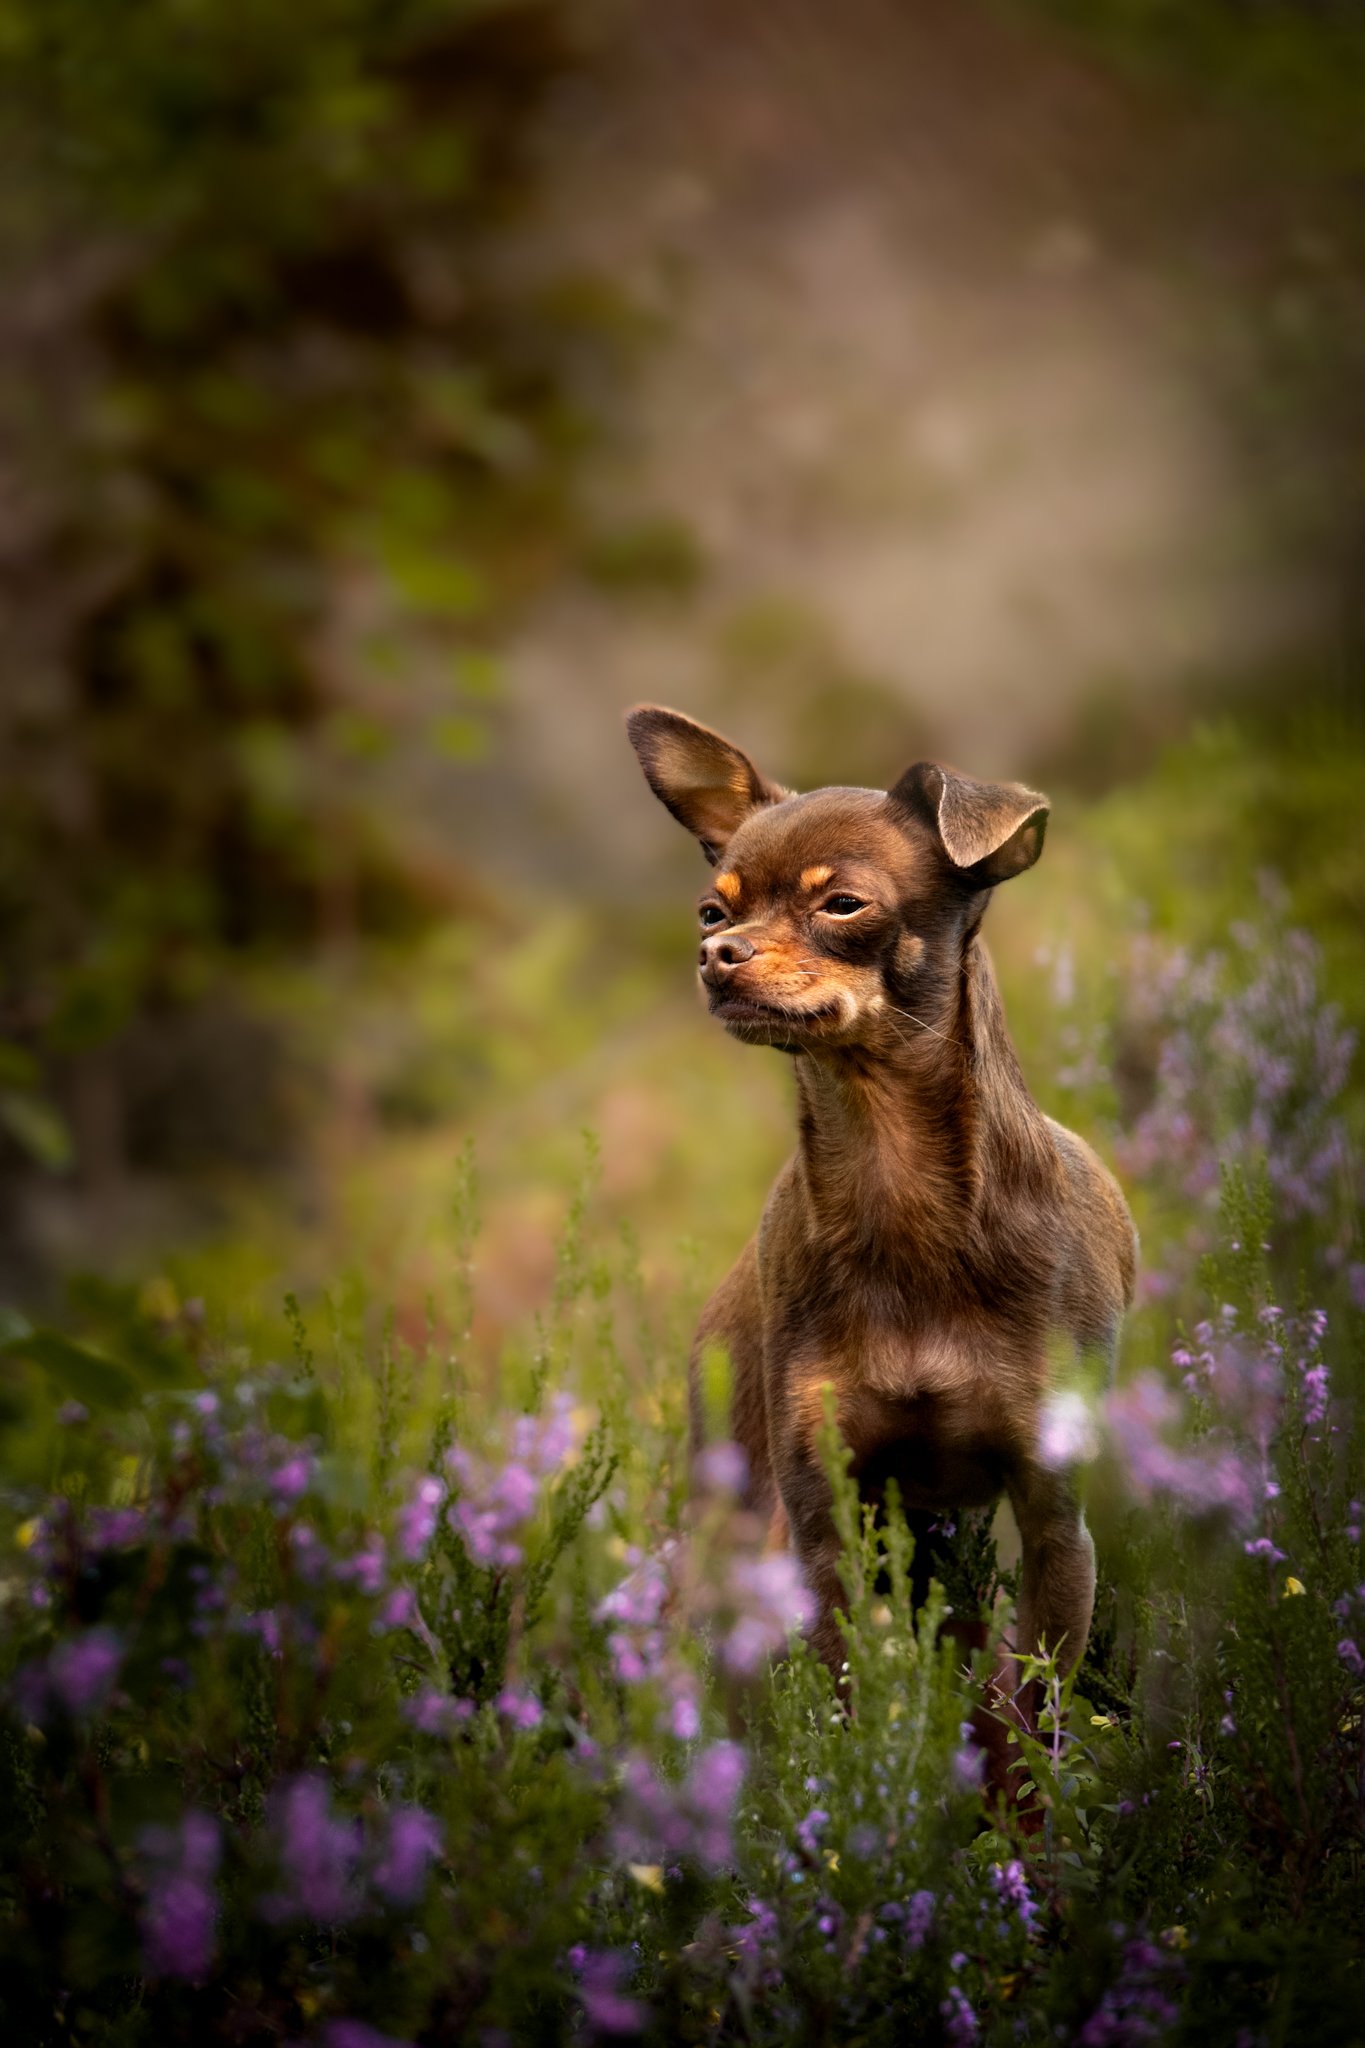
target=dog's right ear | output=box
[625,706,788,864]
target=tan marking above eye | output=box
[799,865,834,890]
[714,871,742,902]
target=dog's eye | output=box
[820,895,867,917]
[699,903,727,927]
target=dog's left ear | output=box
[889,760,1049,885]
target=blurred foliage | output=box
[1021,0,1365,178]
[0,0,609,1218]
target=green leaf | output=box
[3,1330,140,1409]
[0,1088,73,1170]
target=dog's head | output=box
[626,705,1048,1053]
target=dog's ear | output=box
[889,760,1049,885]
[625,705,788,863]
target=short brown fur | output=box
[625,705,1136,1765]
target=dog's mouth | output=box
[708,991,845,1044]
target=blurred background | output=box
[2,0,1363,1354]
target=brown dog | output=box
[626,705,1136,1733]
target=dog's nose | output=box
[699,931,756,983]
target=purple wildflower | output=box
[496,1688,543,1731]
[139,1811,220,1981]
[340,1535,386,1596]
[1078,1931,1184,2045]
[614,1741,745,1871]
[376,1585,418,1632]
[575,1949,644,2037]
[597,1549,672,1685]
[404,1688,474,1735]
[264,1775,361,1924]
[1337,1639,1363,1676]
[941,1985,980,2043]
[324,2025,412,2048]
[1301,1362,1330,1431]
[722,1553,816,1673]
[1105,1375,1253,1523]
[48,1627,123,1719]
[396,1474,445,1561]
[666,1690,701,1741]
[271,1453,313,1504]
[87,1508,147,1552]
[695,1440,749,1495]
[952,1722,986,1792]
[906,1889,935,1950]
[370,1805,443,1906]
[991,1858,1040,1932]
[733,1895,779,1970]
[795,1807,829,1860]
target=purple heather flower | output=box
[575,1949,644,2037]
[396,1474,445,1561]
[1078,1928,1185,2045]
[370,1805,443,1906]
[941,1985,980,2043]
[1243,1538,1287,1563]
[404,1688,474,1735]
[666,1691,700,1741]
[139,1812,220,1981]
[341,1536,386,1597]
[614,1740,745,1872]
[271,1453,313,1504]
[1301,1362,1330,1430]
[598,1549,672,1685]
[733,1896,779,1966]
[1338,1639,1364,1676]
[952,1723,986,1792]
[510,1392,582,1477]
[1105,1375,1254,1523]
[325,2025,412,2048]
[695,1440,749,1495]
[795,1807,829,1859]
[722,1553,816,1672]
[288,1521,329,1584]
[991,1858,1040,1931]
[906,1889,935,1950]
[377,1585,418,1632]
[49,1627,123,1719]
[446,1406,582,1573]
[496,1688,543,1731]
[87,1507,147,1552]
[264,1775,361,1924]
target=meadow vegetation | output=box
[2,702,1364,2045]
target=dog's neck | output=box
[792,938,1050,1290]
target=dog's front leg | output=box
[769,1395,849,1679]
[1003,1465,1096,1725]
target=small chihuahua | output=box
[626,705,1136,1732]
